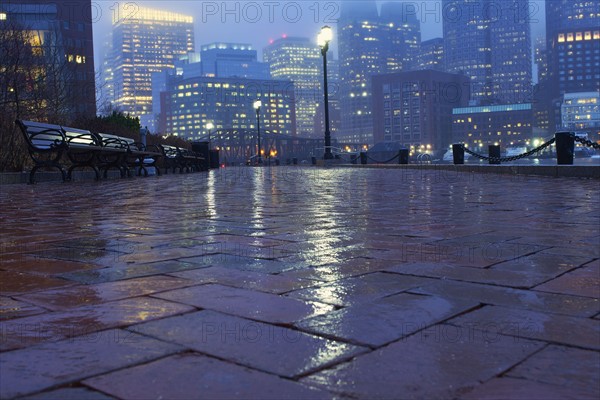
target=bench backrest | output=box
[16,120,65,150]
[62,126,99,147]
[161,144,179,158]
[95,132,129,150]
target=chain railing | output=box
[461,137,556,163]
[452,131,599,166]
[367,153,400,164]
[571,133,600,150]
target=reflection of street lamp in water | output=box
[318,25,333,160]
[206,122,214,169]
[254,100,262,165]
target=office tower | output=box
[263,36,321,138]
[107,5,194,117]
[338,1,421,145]
[418,38,445,71]
[201,43,270,79]
[372,70,470,153]
[0,0,96,119]
[452,103,534,149]
[161,75,296,141]
[443,0,532,105]
[561,92,600,131]
[543,1,600,131]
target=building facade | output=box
[443,0,532,105]
[0,0,96,119]
[106,5,194,117]
[201,43,270,79]
[452,103,533,149]
[263,36,321,138]
[161,76,296,141]
[542,1,600,131]
[338,1,421,145]
[418,38,444,71]
[561,92,600,133]
[372,70,470,153]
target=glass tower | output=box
[263,36,321,138]
[443,0,532,105]
[107,5,194,117]
[338,1,421,145]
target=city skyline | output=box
[92,1,548,67]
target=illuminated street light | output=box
[318,25,334,160]
[253,100,262,165]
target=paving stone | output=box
[287,272,435,306]
[83,353,330,399]
[534,263,600,298]
[0,253,100,275]
[386,262,555,289]
[153,284,334,324]
[20,387,117,400]
[0,329,182,399]
[0,297,194,351]
[300,325,543,399]
[448,305,600,350]
[492,252,593,277]
[24,247,128,268]
[279,258,392,282]
[410,279,599,317]
[0,270,73,296]
[295,293,478,347]
[15,276,194,311]
[170,266,317,294]
[0,296,47,320]
[130,310,368,378]
[178,254,307,274]
[459,377,597,400]
[59,260,204,284]
[506,345,600,396]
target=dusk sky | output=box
[92,0,547,67]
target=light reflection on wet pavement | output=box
[1,167,599,399]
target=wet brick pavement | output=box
[1,166,599,399]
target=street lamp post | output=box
[205,122,214,169]
[253,100,262,165]
[318,25,334,160]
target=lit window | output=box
[0,12,6,20]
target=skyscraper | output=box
[337,1,421,145]
[107,5,194,117]
[263,36,320,138]
[543,1,600,131]
[418,38,445,71]
[443,0,532,105]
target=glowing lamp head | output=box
[206,122,214,131]
[318,25,333,47]
[253,100,262,110]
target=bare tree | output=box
[0,20,75,171]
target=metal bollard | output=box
[360,151,367,165]
[488,145,501,165]
[452,144,464,165]
[293,158,298,165]
[555,132,575,165]
[311,156,317,165]
[398,149,409,165]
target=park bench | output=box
[160,144,205,174]
[16,120,163,183]
[95,133,162,177]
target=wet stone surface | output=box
[1,167,598,399]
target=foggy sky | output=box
[92,0,547,69]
